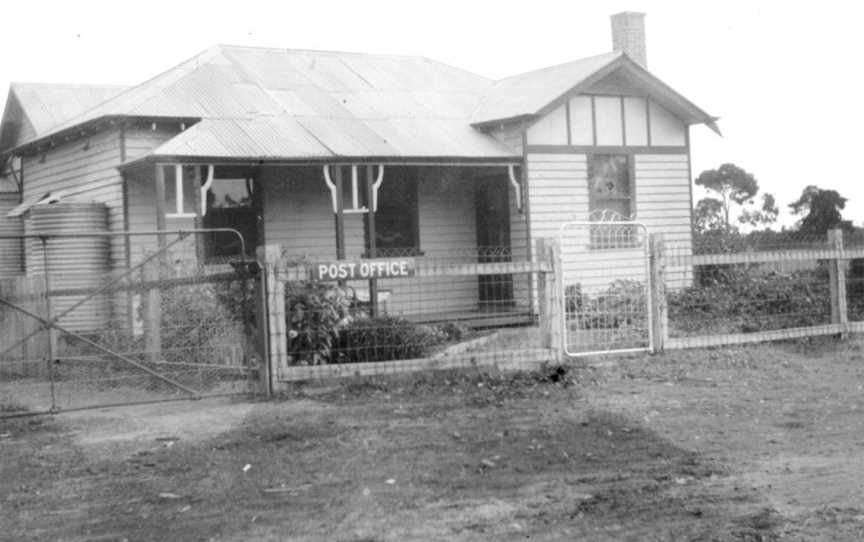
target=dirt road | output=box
[3,338,864,540]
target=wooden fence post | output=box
[828,229,848,338]
[536,237,564,361]
[536,238,551,350]
[257,244,287,387]
[142,261,162,362]
[648,233,667,353]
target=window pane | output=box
[589,154,630,199]
[587,154,635,248]
[163,166,197,215]
[163,165,178,213]
[203,178,257,258]
[374,171,418,255]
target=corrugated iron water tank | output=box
[29,202,110,333]
[0,192,23,277]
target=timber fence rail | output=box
[654,229,864,351]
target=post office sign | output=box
[311,258,416,281]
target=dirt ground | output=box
[4,338,864,541]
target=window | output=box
[588,154,637,248]
[202,178,257,259]
[163,165,197,218]
[372,170,419,256]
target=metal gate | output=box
[0,229,263,417]
[559,221,652,356]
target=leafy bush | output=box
[332,316,449,364]
[668,267,830,334]
[159,276,246,364]
[285,281,352,365]
[565,280,647,329]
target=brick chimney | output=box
[611,12,647,68]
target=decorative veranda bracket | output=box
[322,164,384,214]
[508,164,523,213]
[162,164,216,218]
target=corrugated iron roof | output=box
[150,116,516,160]
[11,82,126,136]
[10,45,718,160]
[471,52,622,124]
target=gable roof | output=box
[3,45,719,161]
[10,83,126,135]
[0,83,126,150]
[471,51,622,125]
[471,52,720,134]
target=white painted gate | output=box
[559,221,653,356]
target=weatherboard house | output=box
[0,12,717,322]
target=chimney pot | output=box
[611,12,647,68]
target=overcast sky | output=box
[0,0,859,228]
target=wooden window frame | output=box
[587,152,639,250]
[371,173,421,257]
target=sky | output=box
[0,0,860,228]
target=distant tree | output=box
[789,185,853,234]
[695,163,759,230]
[694,197,726,233]
[738,193,779,229]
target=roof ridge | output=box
[492,50,621,85]
[11,82,128,89]
[215,43,430,61]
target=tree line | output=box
[693,163,860,251]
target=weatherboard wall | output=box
[20,128,126,273]
[123,125,188,264]
[261,166,486,317]
[524,152,693,291]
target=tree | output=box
[738,193,779,229]
[695,163,759,230]
[789,185,853,234]
[694,197,726,233]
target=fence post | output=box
[648,233,667,353]
[142,260,162,362]
[828,229,848,339]
[536,237,564,361]
[257,244,287,388]
[252,260,271,397]
[536,238,551,350]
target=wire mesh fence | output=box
[663,229,861,349]
[268,246,557,383]
[0,231,261,416]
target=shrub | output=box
[668,267,830,334]
[332,316,447,364]
[284,281,352,365]
[159,277,245,364]
[565,280,647,330]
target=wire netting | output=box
[276,246,553,381]
[0,232,261,416]
[664,232,858,346]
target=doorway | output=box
[475,174,514,309]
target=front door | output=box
[475,175,514,308]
